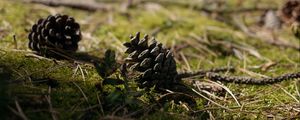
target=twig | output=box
[172,43,189,53]
[72,82,90,105]
[179,52,191,71]
[178,66,235,79]
[96,93,104,116]
[192,105,272,113]
[188,32,264,60]
[8,106,28,120]
[78,64,86,82]
[25,53,56,61]
[46,87,58,120]
[184,35,218,57]
[206,80,241,106]
[12,63,68,83]
[238,68,269,78]
[138,0,277,14]
[23,0,112,12]
[206,72,300,85]
[25,49,101,65]
[296,81,300,99]
[275,84,300,103]
[194,81,224,100]
[191,88,232,111]
[14,100,29,120]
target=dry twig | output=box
[23,0,112,12]
[138,0,277,14]
[178,66,235,79]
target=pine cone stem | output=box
[177,66,235,79]
[206,72,300,84]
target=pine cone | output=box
[28,14,81,58]
[123,32,178,89]
[279,0,300,24]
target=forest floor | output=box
[0,0,299,119]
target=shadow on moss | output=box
[0,65,11,119]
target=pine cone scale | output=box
[138,49,149,59]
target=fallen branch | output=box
[177,66,235,79]
[23,0,112,12]
[138,0,277,14]
[188,33,265,60]
[206,72,300,85]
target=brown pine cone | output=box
[123,32,178,89]
[279,0,300,24]
[28,14,81,58]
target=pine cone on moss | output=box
[28,14,81,58]
[123,32,178,89]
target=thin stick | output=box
[96,93,105,116]
[46,87,58,120]
[25,53,54,61]
[72,82,90,106]
[72,65,79,78]
[296,81,300,99]
[23,0,111,12]
[206,80,241,106]
[191,88,232,111]
[78,64,86,82]
[194,81,223,100]
[178,66,235,79]
[8,106,28,120]
[206,72,300,85]
[275,85,300,103]
[15,100,29,120]
[179,52,191,71]
[138,0,277,14]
